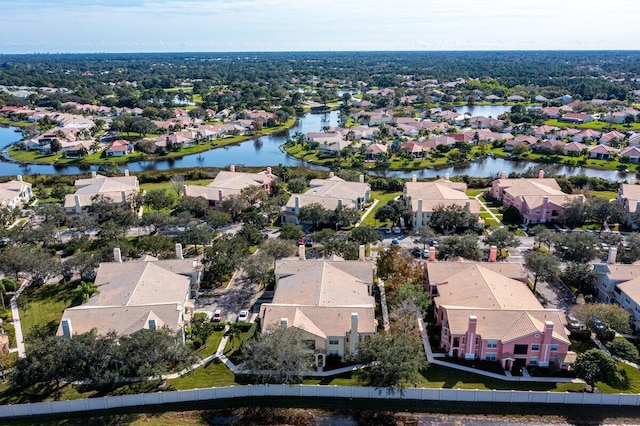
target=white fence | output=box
[2,385,640,419]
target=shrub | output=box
[596,328,616,344]
[607,338,639,362]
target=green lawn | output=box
[140,179,213,203]
[545,119,640,132]
[590,190,618,200]
[596,362,640,394]
[361,191,402,227]
[466,188,487,197]
[18,281,78,343]
[167,359,236,390]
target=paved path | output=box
[10,280,29,358]
[355,198,379,227]
[474,193,501,225]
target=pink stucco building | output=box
[427,261,574,371]
[490,170,583,226]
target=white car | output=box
[237,310,250,322]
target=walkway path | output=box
[474,193,501,225]
[355,198,379,227]
[9,279,29,358]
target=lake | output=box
[0,109,636,182]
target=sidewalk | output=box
[354,198,379,227]
[10,279,29,358]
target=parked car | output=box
[591,316,605,331]
[212,309,223,322]
[237,310,249,322]
[567,314,583,329]
[297,238,306,246]
[391,239,399,245]
[305,237,313,247]
[421,249,430,259]
[411,246,421,257]
[393,226,402,234]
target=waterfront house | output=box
[63,171,139,217]
[0,175,32,208]
[105,139,134,157]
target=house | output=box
[593,256,640,330]
[617,183,640,227]
[183,165,276,208]
[57,246,197,341]
[366,143,388,160]
[620,146,640,163]
[427,261,573,371]
[105,139,134,157]
[490,171,582,225]
[63,171,139,217]
[588,144,616,160]
[507,95,525,102]
[533,125,559,139]
[540,107,561,118]
[404,176,481,228]
[599,131,626,146]
[604,109,639,124]
[533,139,565,153]
[401,141,430,158]
[260,255,376,365]
[560,113,593,124]
[282,174,370,224]
[628,133,640,147]
[0,175,32,208]
[563,141,587,156]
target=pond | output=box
[0,110,636,183]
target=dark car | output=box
[411,246,421,257]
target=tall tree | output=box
[553,232,597,263]
[241,327,313,384]
[430,203,476,234]
[574,349,620,392]
[352,331,426,395]
[524,250,560,293]
[436,232,481,261]
[144,188,175,211]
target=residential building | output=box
[57,245,198,341]
[0,175,32,208]
[618,183,640,227]
[490,171,582,225]
[593,254,640,330]
[282,174,370,224]
[404,175,480,228]
[260,254,376,366]
[183,165,276,208]
[63,171,139,217]
[105,139,134,157]
[427,261,573,371]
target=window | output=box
[550,357,557,366]
[486,340,498,349]
[328,350,339,356]
[531,344,540,351]
[485,353,497,361]
[550,344,558,352]
[328,338,339,345]
[514,344,528,355]
[461,337,466,345]
[529,357,538,366]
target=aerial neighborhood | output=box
[3,51,640,421]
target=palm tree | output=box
[71,281,98,304]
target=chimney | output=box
[359,174,364,183]
[359,245,366,261]
[61,319,73,340]
[444,173,450,181]
[489,245,497,262]
[543,321,554,345]
[416,199,423,227]
[465,315,478,359]
[350,313,359,354]
[175,243,184,260]
[429,246,436,262]
[538,169,545,179]
[16,175,22,182]
[465,200,470,211]
[541,196,549,222]
[114,247,122,263]
[338,199,343,208]
[74,194,82,214]
[578,194,585,202]
[280,318,289,328]
[124,169,130,177]
[218,189,224,202]
[500,171,507,180]
[607,247,618,264]
[294,195,300,214]
[298,244,306,260]
[412,174,417,183]
[229,164,235,173]
[266,166,272,175]
[467,315,477,334]
[91,171,97,178]
[121,190,127,203]
[182,185,188,197]
[329,171,335,178]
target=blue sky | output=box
[0,0,636,53]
